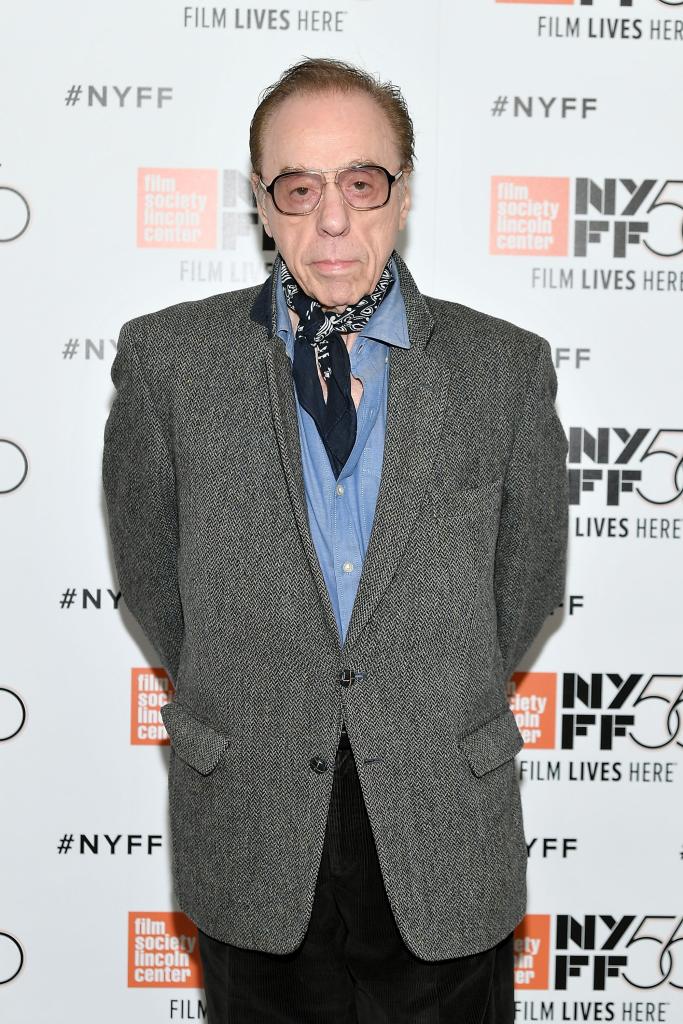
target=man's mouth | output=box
[311,259,357,272]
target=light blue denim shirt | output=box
[275,258,410,645]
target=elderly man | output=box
[103,58,568,1023]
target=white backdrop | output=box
[1,0,682,1020]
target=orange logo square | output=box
[514,914,551,990]
[128,912,203,987]
[137,168,217,249]
[490,176,570,256]
[130,668,174,745]
[509,672,557,748]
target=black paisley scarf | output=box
[280,257,394,479]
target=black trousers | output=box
[197,732,514,1023]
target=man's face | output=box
[253,89,411,313]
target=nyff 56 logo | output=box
[515,914,683,991]
[511,671,683,750]
[568,427,683,507]
[490,177,683,258]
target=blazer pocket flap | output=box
[432,475,504,520]
[160,700,230,774]
[458,707,524,777]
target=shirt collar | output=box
[275,257,410,360]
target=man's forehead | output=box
[260,89,399,172]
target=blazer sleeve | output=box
[102,319,184,683]
[493,337,569,684]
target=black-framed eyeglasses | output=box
[258,164,405,216]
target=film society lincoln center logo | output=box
[489,177,683,258]
[130,667,173,745]
[128,912,202,987]
[136,167,262,249]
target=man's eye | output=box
[293,187,310,196]
[352,180,369,191]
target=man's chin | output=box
[305,269,369,311]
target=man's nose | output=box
[315,181,351,237]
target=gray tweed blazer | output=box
[102,251,568,960]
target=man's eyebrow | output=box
[274,158,379,175]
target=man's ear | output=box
[398,172,411,231]
[251,173,273,238]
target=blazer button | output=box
[309,756,328,774]
[338,669,366,687]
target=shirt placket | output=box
[332,338,371,637]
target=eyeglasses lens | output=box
[273,167,390,214]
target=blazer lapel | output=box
[255,261,342,646]
[256,252,452,656]
[265,334,344,647]
[343,254,451,652]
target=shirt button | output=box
[342,561,354,573]
[336,483,345,496]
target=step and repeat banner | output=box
[1,0,681,1021]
